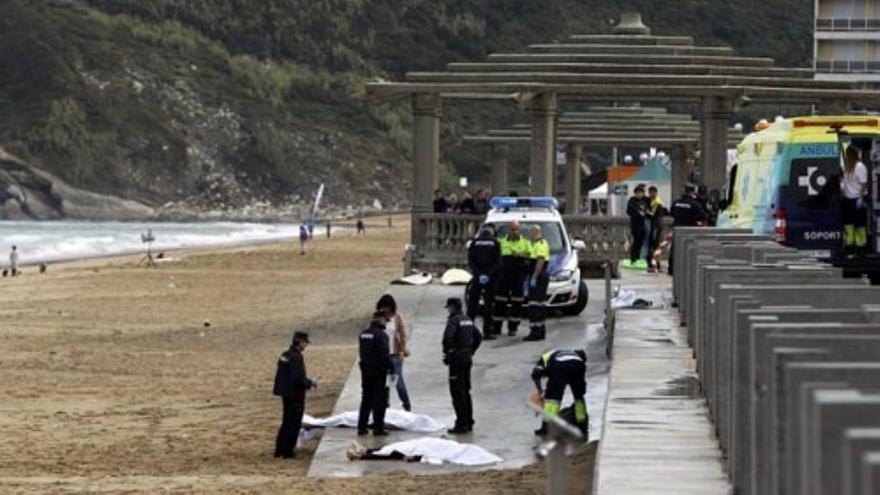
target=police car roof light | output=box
[490,197,559,210]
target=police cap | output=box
[445,297,462,309]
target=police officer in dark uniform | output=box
[467,226,502,339]
[443,297,480,434]
[273,331,316,458]
[532,349,588,439]
[357,310,393,436]
[668,184,709,275]
[524,225,551,342]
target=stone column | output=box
[670,144,689,201]
[700,96,733,193]
[489,142,509,197]
[529,93,558,197]
[565,143,583,214]
[411,93,441,249]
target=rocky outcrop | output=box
[0,148,155,220]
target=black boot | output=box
[534,422,548,436]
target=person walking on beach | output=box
[9,245,19,276]
[273,331,316,459]
[377,294,412,412]
[356,218,366,235]
[357,310,392,436]
[299,224,309,255]
[443,297,480,434]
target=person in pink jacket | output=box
[377,294,412,411]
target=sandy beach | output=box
[0,216,592,494]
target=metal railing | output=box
[816,60,880,74]
[816,17,880,31]
[410,213,672,273]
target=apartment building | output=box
[814,0,880,83]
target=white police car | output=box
[471,197,588,316]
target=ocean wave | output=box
[0,221,304,264]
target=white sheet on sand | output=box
[375,437,503,466]
[302,409,446,433]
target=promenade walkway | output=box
[308,279,608,477]
[593,271,730,494]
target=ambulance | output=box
[718,116,880,259]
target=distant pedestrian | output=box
[299,225,309,255]
[356,219,366,235]
[377,294,412,412]
[9,245,18,276]
[307,219,316,238]
[326,222,332,239]
[443,297,480,434]
[433,189,448,213]
[358,311,393,436]
[273,331,316,459]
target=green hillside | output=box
[0,0,813,213]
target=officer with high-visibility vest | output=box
[523,225,550,342]
[493,221,531,337]
[532,349,588,439]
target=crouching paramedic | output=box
[532,349,588,439]
[467,226,502,339]
[494,221,530,336]
[524,225,550,342]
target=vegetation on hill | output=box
[0,0,813,213]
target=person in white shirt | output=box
[841,146,869,255]
[9,245,19,276]
[377,294,412,411]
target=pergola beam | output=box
[526,43,735,56]
[462,135,742,146]
[404,72,860,90]
[366,82,877,104]
[445,62,815,79]
[487,53,777,67]
[567,34,695,45]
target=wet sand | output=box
[0,216,592,493]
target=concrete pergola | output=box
[464,107,745,210]
[365,13,880,247]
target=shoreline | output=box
[0,214,406,269]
